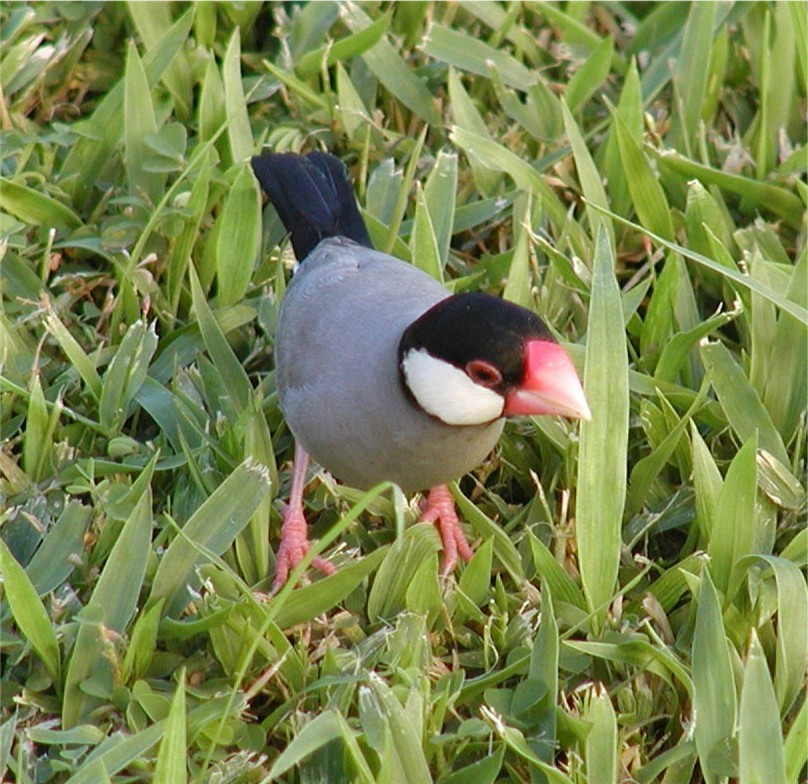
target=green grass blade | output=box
[784,695,808,784]
[669,1,716,156]
[297,709,374,783]
[0,178,82,230]
[528,2,624,74]
[459,0,541,60]
[707,434,759,592]
[363,678,434,784]
[626,387,706,517]
[529,579,560,765]
[384,126,427,254]
[234,401,276,584]
[502,193,532,309]
[730,555,808,717]
[0,537,61,684]
[273,547,387,628]
[423,149,457,272]
[655,151,804,229]
[644,552,707,614]
[690,421,723,543]
[62,482,154,728]
[42,307,102,401]
[638,253,681,368]
[584,684,618,784]
[296,12,390,78]
[790,1,808,91]
[336,60,372,139]
[692,568,737,784]
[59,8,193,206]
[121,599,163,684]
[126,1,193,121]
[739,631,787,784]
[405,555,442,623]
[684,179,736,258]
[267,710,351,781]
[260,59,330,110]
[64,723,165,784]
[367,524,440,621]
[452,483,524,585]
[222,29,252,166]
[491,68,563,142]
[449,125,572,233]
[198,57,226,149]
[761,251,807,444]
[447,67,501,194]
[410,182,443,282]
[153,672,187,784]
[343,5,440,125]
[456,536,494,620]
[421,22,537,91]
[654,307,739,385]
[590,204,808,326]
[166,151,212,318]
[600,58,642,218]
[527,531,586,610]
[98,320,158,434]
[566,635,693,699]
[613,114,674,240]
[576,227,628,623]
[215,164,260,307]
[123,39,161,204]
[565,36,614,114]
[149,460,271,615]
[364,158,404,231]
[133,376,203,453]
[483,706,574,784]
[562,98,613,246]
[146,302,254,385]
[701,341,789,467]
[440,747,505,784]
[22,374,55,482]
[189,265,253,418]
[24,501,92,596]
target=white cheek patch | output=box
[401,348,505,426]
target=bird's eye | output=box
[465,360,503,388]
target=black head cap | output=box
[398,292,555,389]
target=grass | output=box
[0,2,805,782]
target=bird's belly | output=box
[284,383,504,493]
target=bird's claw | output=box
[420,484,473,575]
[272,507,335,592]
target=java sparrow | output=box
[251,151,591,589]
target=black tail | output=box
[251,151,373,260]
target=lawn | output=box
[0,2,805,782]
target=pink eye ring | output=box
[465,360,502,388]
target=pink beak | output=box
[504,340,592,420]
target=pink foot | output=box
[272,506,335,591]
[420,484,474,575]
[272,443,335,591]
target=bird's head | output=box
[399,292,591,426]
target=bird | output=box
[251,151,591,590]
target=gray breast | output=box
[275,238,504,494]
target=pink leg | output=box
[272,443,336,591]
[419,484,474,575]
